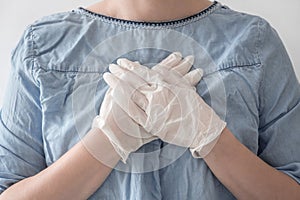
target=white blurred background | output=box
[0,0,299,106]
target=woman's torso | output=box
[32,2,264,199]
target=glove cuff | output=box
[190,116,227,158]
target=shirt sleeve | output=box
[0,25,46,193]
[257,18,300,184]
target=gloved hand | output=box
[104,58,227,158]
[92,52,199,163]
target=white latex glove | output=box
[92,52,198,163]
[104,59,227,158]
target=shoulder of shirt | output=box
[209,5,276,67]
[22,9,93,72]
[218,3,277,34]
[28,9,89,36]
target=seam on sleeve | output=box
[257,17,266,120]
[255,17,261,64]
[28,25,40,86]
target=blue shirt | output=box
[0,1,299,199]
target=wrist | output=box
[203,127,237,163]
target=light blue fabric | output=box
[1,1,299,199]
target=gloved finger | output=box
[117,58,164,84]
[109,64,149,110]
[183,68,203,86]
[108,63,125,77]
[152,54,195,87]
[116,58,142,71]
[152,51,182,70]
[109,63,149,91]
[131,89,148,111]
[151,66,192,88]
[172,55,195,76]
[103,72,118,89]
[95,91,140,139]
[112,86,148,127]
[110,100,151,139]
[103,73,148,126]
